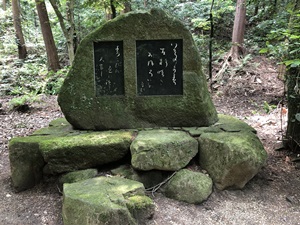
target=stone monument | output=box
[58,8,218,130]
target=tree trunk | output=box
[110,0,116,19]
[66,0,76,63]
[12,0,27,59]
[286,0,300,151]
[35,0,60,71]
[230,0,246,60]
[2,0,6,10]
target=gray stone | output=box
[58,9,217,130]
[111,164,169,189]
[130,130,198,171]
[62,176,154,225]
[199,130,267,190]
[163,169,213,204]
[9,139,45,192]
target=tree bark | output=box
[110,0,116,19]
[35,0,60,71]
[66,0,76,63]
[12,0,27,59]
[49,0,76,64]
[230,0,246,60]
[2,0,6,10]
[286,0,300,151]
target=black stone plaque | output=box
[136,39,183,96]
[94,41,124,96]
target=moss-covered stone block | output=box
[9,138,45,192]
[58,9,217,130]
[130,130,198,171]
[58,169,98,190]
[163,169,213,204]
[40,130,133,174]
[198,131,267,190]
[9,119,135,191]
[62,176,154,225]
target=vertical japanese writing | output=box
[136,39,183,96]
[94,41,124,96]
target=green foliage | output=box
[44,66,69,95]
[263,101,277,114]
[8,93,41,111]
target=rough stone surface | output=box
[111,164,169,188]
[62,176,154,225]
[9,138,45,192]
[183,114,257,137]
[163,169,213,204]
[130,130,198,171]
[39,130,133,174]
[58,169,98,190]
[9,119,134,191]
[198,124,268,190]
[58,9,217,130]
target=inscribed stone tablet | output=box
[94,41,124,96]
[136,39,183,96]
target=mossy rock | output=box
[9,119,135,191]
[58,169,98,190]
[163,169,213,204]
[130,130,198,171]
[183,114,257,137]
[58,9,217,130]
[40,130,134,174]
[198,131,267,190]
[62,176,154,225]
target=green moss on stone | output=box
[62,176,154,225]
[58,9,217,130]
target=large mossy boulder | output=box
[163,169,213,204]
[198,116,267,190]
[57,9,217,130]
[62,176,154,225]
[130,130,198,171]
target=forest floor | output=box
[1,56,300,225]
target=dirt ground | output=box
[1,56,300,225]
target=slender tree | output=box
[230,0,246,60]
[110,0,116,18]
[35,0,60,71]
[49,0,77,64]
[2,0,6,10]
[286,0,300,151]
[12,0,27,59]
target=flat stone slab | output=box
[57,9,217,130]
[163,169,213,204]
[40,130,133,174]
[62,176,154,225]
[9,118,134,191]
[130,130,198,171]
